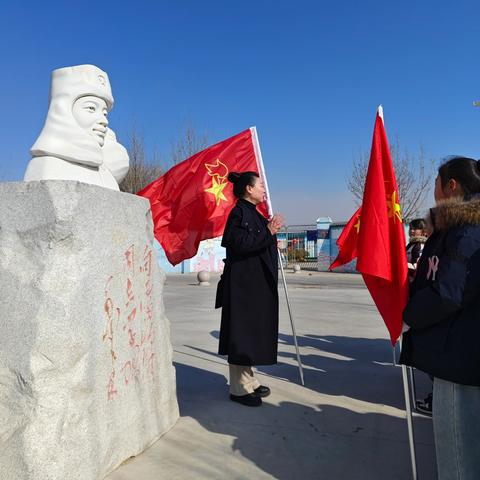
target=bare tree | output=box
[119,128,163,194]
[170,124,209,165]
[347,139,434,220]
[119,123,209,194]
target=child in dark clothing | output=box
[406,218,432,414]
[406,218,428,282]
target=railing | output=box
[286,258,319,271]
[278,224,319,271]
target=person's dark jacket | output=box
[406,236,427,265]
[400,196,480,386]
[215,198,278,365]
[406,236,427,281]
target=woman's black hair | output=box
[438,156,480,199]
[227,171,259,198]
[409,218,427,230]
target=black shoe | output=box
[253,385,271,398]
[416,392,432,416]
[229,393,262,407]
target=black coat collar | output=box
[238,198,257,210]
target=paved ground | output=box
[107,271,436,480]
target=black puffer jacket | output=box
[400,197,480,386]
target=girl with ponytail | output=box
[400,156,480,479]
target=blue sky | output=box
[1,1,479,223]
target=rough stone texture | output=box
[0,181,179,480]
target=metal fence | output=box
[277,224,320,271]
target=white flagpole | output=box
[378,106,418,479]
[250,126,305,386]
[402,363,418,480]
[250,126,273,218]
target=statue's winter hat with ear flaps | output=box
[30,65,114,166]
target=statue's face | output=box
[72,95,109,147]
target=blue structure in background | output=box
[319,222,357,273]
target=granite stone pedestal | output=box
[0,181,179,480]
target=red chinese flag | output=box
[138,128,268,265]
[356,108,408,344]
[329,207,362,271]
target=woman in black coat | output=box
[400,157,480,480]
[216,171,283,407]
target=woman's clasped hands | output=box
[267,213,284,235]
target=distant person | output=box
[406,218,428,282]
[215,171,284,407]
[405,218,433,414]
[400,156,480,479]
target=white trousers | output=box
[229,364,260,396]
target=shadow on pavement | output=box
[174,362,436,480]
[186,331,432,410]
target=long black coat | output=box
[215,198,279,365]
[400,197,480,386]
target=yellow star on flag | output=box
[354,216,361,233]
[205,177,228,206]
[386,191,402,223]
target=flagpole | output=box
[250,126,273,218]
[402,363,418,480]
[250,126,305,386]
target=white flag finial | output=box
[377,105,384,121]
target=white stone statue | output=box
[24,64,129,190]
